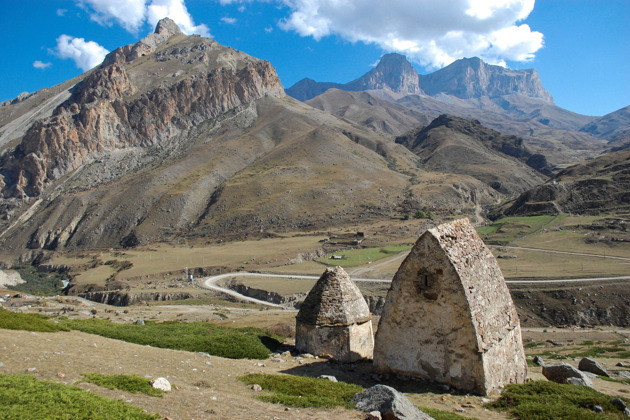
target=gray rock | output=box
[567,377,589,386]
[612,398,627,411]
[542,363,593,388]
[578,357,609,377]
[615,371,630,379]
[592,405,604,413]
[135,319,145,325]
[533,356,545,366]
[319,375,338,382]
[352,384,434,420]
[616,362,629,367]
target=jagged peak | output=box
[154,17,182,37]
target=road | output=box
[201,270,630,307]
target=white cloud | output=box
[264,26,273,33]
[78,0,147,32]
[56,35,110,71]
[221,17,237,24]
[33,61,52,69]
[147,0,210,37]
[277,0,543,68]
[57,8,68,17]
[77,0,210,37]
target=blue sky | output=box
[0,0,628,116]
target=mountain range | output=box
[0,18,628,260]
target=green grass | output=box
[0,374,159,419]
[239,374,363,409]
[319,245,412,268]
[9,265,66,296]
[60,318,282,359]
[81,373,163,397]
[477,215,564,243]
[239,374,474,419]
[0,307,69,333]
[486,380,630,419]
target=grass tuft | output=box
[0,373,159,419]
[239,374,474,419]
[60,318,282,359]
[0,307,69,332]
[81,373,163,397]
[239,373,363,409]
[486,380,630,419]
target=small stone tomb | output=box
[295,266,374,362]
[373,218,527,395]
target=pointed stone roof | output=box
[297,266,371,326]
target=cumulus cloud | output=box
[277,0,543,68]
[56,35,110,71]
[146,0,210,37]
[78,0,147,32]
[77,0,209,37]
[57,9,68,17]
[33,61,52,69]
[221,17,237,24]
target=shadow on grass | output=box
[279,359,465,396]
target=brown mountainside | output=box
[504,149,630,216]
[0,19,515,257]
[395,115,547,195]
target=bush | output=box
[239,374,363,409]
[0,374,159,419]
[60,318,282,359]
[486,380,630,419]
[0,308,68,333]
[81,373,163,397]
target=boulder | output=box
[533,356,545,366]
[352,385,434,420]
[542,363,593,388]
[150,377,171,392]
[567,377,590,386]
[578,357,609,377]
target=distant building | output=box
[373,219,527,395]
[295,266,374,362]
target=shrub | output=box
[0,374,159,419]
[486,380,630,419]
[60,318,282,359]
[0,308,68,333]
[81,373,163,397]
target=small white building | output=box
[373,219,527,395]
[295,266,374,362]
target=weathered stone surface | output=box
[578,357,610,377]
[150,377,171,392]
[567,377,590,386]
[0,18,284,201]
[373,219,527,395]
[542,363,593,388]
[295,267,374,362]
[533,356,545,366]
[351,384,434,420]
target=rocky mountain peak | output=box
[154,17,182,37]
[419,57,554,103]
[346,53,422,94]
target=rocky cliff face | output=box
[0,18,285,200]
[419,57,553,103]
[345,53,422,94]
[286,55,552,104]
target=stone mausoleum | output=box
[295,266,374,362]
[373,218,527,395]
